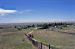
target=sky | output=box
[0,0,75,23]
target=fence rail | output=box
[25,34,51,49]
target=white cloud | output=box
[0,8,17,16]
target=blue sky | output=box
[0,0,75,23]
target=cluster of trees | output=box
[14,22,73,30]
[14,24,35,30]
[0,27,3,29]
[36,22,71,29]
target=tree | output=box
[14,26,17,28]
[31,24,35,27]
[17,27,22,30]
[41,23,49,29]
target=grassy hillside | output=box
[32,26,75,49]
[0,28,34,49]
[0,25,75,49]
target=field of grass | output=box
[0,28,35,49]
[0,25,75,49]
[32,26,75,49]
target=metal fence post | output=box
[41,42,42,49]
[49,44,51,49]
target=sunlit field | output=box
[0,28,34,49]
[32,25,75,49]
[0,24,75,49]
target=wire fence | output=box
[25,34,51,49]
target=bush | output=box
[17,28,22,30]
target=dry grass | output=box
[0,28,34,49]
[32,26,75,49]
[1,26,75,49]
